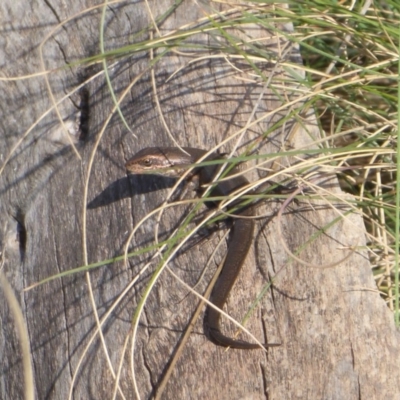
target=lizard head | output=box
[125,147,191,178]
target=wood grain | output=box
[0,1,399,399]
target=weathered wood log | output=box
[1,1,399,399]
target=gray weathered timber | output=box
[0,1,399,399]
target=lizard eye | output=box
[141,158,152,167]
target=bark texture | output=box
[0,1,399,399]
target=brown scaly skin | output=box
[126,147,279,349]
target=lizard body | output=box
[126,147,274,349]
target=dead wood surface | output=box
[0,1,399,399]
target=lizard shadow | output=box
[87,174,180,209]
[87,172,216,272]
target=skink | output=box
[126,147,273,349]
